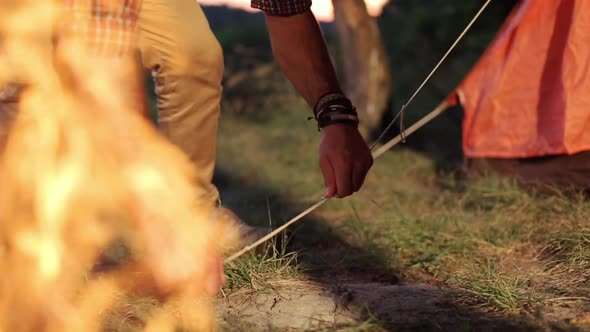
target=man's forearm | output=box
[263,9,373,199]
[265,12,342,108]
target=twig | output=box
[225,199,328,263]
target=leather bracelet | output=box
[313,93,351,118]
[317,104,358,126]
[311,93,359,130]
[317,112,359,129]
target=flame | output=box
[0,1,229,331]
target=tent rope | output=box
[370,0,492,150]
[225,0,493,264]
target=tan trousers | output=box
[137,0,224,206]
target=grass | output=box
[214,66,590,330]
[455,258,538,312]
[540,229,590,298]
[222,195,301,291]
[542,229,590,275]
[223,230,300,291]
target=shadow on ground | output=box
[213,167,542,331]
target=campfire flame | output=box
[0,1,229,331]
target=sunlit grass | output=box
[224,230,301,291]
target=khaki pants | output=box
[138,0,224,206]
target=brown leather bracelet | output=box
[312,93,359,130]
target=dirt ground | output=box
[213,104,590,331]
[216,275,574,331]
[218,278,451,330]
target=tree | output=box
[332,0,392,138]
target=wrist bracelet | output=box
[310,93,359,130]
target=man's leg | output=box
[136,0,268,251]
[137,0,223,206]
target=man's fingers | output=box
[319,124,374,198]
[358,157,374,191]
[352,162,366,192]
[320,157,336,198]
[335,158,353,198]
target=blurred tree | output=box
[332,0,392,138]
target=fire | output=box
[0,1,230,331]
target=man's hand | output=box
[264,11,373,197]
[319,124,373,198]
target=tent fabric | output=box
[452,0,590,159]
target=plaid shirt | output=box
[57,0,311,56]
[58,0,142,57]
[251,0,312,16]
[0,1,141,102]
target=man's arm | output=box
[264,11,374,198]
[265,13,340,107]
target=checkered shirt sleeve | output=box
[251,0,312,16]
[58,0,142,57]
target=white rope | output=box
[371,102,449,159]
[225,199,328,263]
[225,0,492,264]
[371,0,492,149]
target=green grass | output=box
[224,230,300,291]
[543,229,590,274]
[214,68,590,330]
[454,258,538,312]
[540,229,590,299]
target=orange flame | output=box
[0,1,228,331]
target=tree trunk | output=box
[332,0,392,137]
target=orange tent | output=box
[449,0,590,159]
